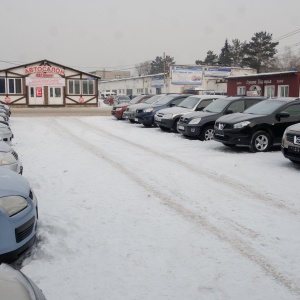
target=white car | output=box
[0,123,13,143]
[0,140,23,174]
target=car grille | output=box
[156,112,164,118]
[179,116,190,124]
[15,216,35,243]
[11,150,18,160]
[286,133,300,143]
[215,122,232,129]
[136,109,143,113]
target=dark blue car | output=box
[135,94,191,127]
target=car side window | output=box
[227,100,245,113]
[171,97,185,106]
[197,99,214,110]
[245,99,261,109]
[282,104,300,116]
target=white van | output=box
[100,92,116,99]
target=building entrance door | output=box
[28,86,45,105]
[48,87,63,105]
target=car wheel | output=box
[129,119,135,123]
[199,126,214,141]
[290,159,300,164]
[172,119,179,133]
[160,126,170,132]
[143,123,152,128]
[222,143,236,147]
[250,131,271,152]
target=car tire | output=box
[222,143,236,147]
[250,131,271,152]
[199,126,214,141]
[160,126,170,132]
[290,159,300,164]
[129,119,135,123]
[172,119,179,133]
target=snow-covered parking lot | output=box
[8,109,300,300]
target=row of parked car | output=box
[111,93,300,163]
[0,105,46,299]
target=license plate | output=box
[178,125,184,130]
[134,118,138,122]
[215,129,224,136]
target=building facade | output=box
[0,59,101,107]
[227,71,300,97]
[98,65,256,96]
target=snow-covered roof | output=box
[227,70,299,79]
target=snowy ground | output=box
[8,108,300,300]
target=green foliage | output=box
[195,50,218,66]
[149,55,175,74]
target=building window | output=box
[137,88,144,94]
[0,78,5,94]
[237,86,246,95]
[145,88,148,94]
[68,80,94,95]
[119,89,122,93]
[265,85,275,98]
[278,85,289,97]
[7,78,22,94]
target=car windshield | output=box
[155,94,179,105]
[244,100,285,115]
[129,95,144,104]
[118,96,129,100]
[144,95,165,104]
[203,99,230,113]
[178,96,200,109]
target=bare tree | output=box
[135,60,152,76]
[273,47,300,71]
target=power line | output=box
[273,28,300,42]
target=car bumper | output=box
[0,205,37,263]
[177,123,201,137]
[136,113,154,126]
[281,145,300,162]
[111,110,123,119]
[0,162,23,174]
[213,127,251,145]
[154,117,174,129]
[123,111,135,120]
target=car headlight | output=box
[0,196,28,217]
[233,121,250,129]
[0,152,16,165]
[0,127,10,133]
[163,113,173,119]
[189,118,201,125]
[115,108,123,111]
[143,107,154,113]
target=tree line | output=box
[135,31,300,75]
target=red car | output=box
[111,95,152,120]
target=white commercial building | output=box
[98,65,256,96]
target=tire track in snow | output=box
[48,118,300,297]
[74,117,298,217]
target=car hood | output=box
[216,113,265,124]
[114,103,129,108]
[157,107,192,115]
[184,111,215,119]
[0,168,30,197]
[128,103,151,110]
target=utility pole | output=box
[163,52,166,92]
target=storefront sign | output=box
[25,77,65,86]
[151,76,164,87]
[25,65,65,76]
[171,66,203,85]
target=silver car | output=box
[0,140,23,174]
[281,122,300,163]
[0,123,13,143]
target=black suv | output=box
[177,96,266,141]
[213,97,300,152]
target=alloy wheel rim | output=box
[205,129,214,140]
[255,135,268,150]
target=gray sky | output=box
[1,0,300,73]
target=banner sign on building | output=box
[204,67,232,77]
[151,76,164,87]
[25,77,66,87]
[171,66,203,85]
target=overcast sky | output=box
[1,0,300,73]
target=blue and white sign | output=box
[204,67,232,77]
[151,76,164,87]
[171,66,203,85]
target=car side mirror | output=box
[226,110,233,114]
[276,111,290,121]
[170,103,175,107]
[196,107,204,111]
